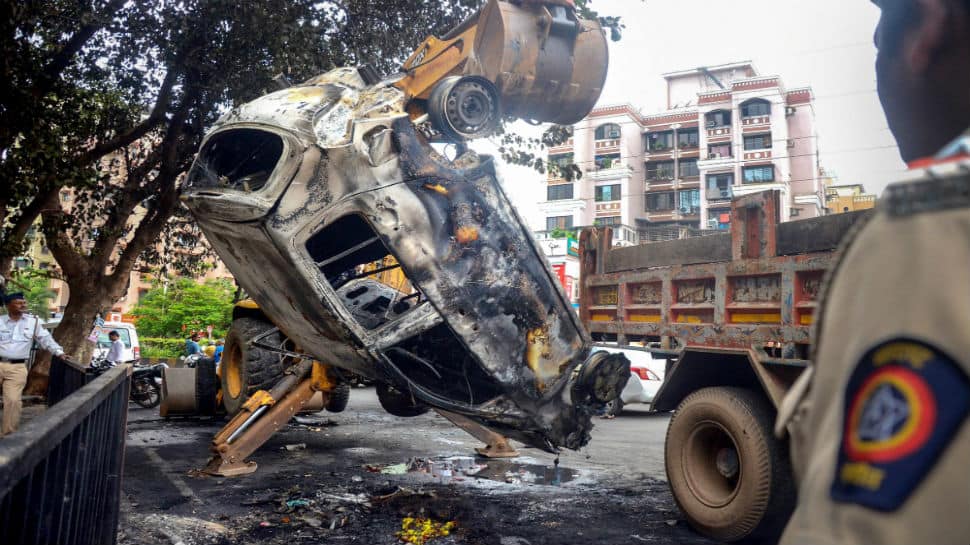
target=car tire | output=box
[665,386,795,543]
[376,382,430,417]
[326,381,351,413]
[221,317,287,416]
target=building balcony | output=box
[698,153,734,169]
[587,164,634,182]
[549,138,574,153]
[706,125,732,139]
[538,198,585,215]
[741,115,771,127]
[594,138,621,152]
[742,149,773,161]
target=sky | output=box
[475,0,906,230]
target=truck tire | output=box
[221,317,286,416]
[326,381,351,413]
[376,382,430,417]
[665,387,795,543]
[195,357,219,416]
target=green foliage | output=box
[130,278,235,339]
[2,268,57,318]
[139,340,184,360]
[548,228,578,240]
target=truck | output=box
[175,0,632,477]
[578,190,871,542]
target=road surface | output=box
[119,387,715,545]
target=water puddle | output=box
[429,457,579,486]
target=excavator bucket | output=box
[466,0,608,124]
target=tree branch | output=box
[32,0,128,99]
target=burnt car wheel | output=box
[665,387,795,543]
[221,317,286,416]
[326,381,351,413]
[376,382,430,417]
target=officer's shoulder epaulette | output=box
[883,164,970,218]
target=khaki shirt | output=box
[779,143,970,544]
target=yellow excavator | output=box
[169,0,619,477]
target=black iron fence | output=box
[47,355,95,406]
[0,363,130,545]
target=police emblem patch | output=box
[831,339,970,511]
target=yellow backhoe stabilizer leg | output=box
[203,361,339,477]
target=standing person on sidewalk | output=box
[0,292,66,436]
[105,330,125,366]
[778,0,970,543]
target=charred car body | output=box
[180,0,627,473]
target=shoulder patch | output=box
[831,338,970,511]
[884,171,970,218]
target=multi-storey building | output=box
[539,61,823,242]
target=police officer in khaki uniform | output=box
[777,0,970,543]
[0,291,66,436]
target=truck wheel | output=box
[376,382,430,417]
[221,317,286,416]
[326,381,351,413]
[665,387,795,542]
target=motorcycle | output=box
[90,358,167,408]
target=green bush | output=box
[141,337,188,358]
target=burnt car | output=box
[180,0,627,458]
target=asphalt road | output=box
[119,387,715,545]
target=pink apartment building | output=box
[540,61,823,242]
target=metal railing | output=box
[0,363,130,545]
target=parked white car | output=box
[93,322,142,363]
[593,346,667,416]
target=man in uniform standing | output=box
[0,292,67,436]
[778,0,970,542]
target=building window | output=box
[743,165,775,183]
[679,158,699,178]
[677,128,699,149]
[646,131,674,152]
[595,184,622,202]
[547,184,574,201]
[679,189,700,214]
[706,110,732,128]
[594,123,621,140]
[594,216,622,226]
[646,161,675,181]
[741,99,771,117]
[548,153,574,177]
[546,216,574,230]
[595,153,620,170]
[707,174,734,194]
[708,144,732,158]
[744,133,772,150]
[646,191,676,212]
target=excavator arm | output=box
[393,0,607,141]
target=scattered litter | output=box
[631,536,650,542]
[259,521,273,528]
[301,516,323,528]
[665,519,678,527]
[284,443,307,451]
[294,415,339,427]
[500,538,532,545]
[381,463,409,475]
[317,491,372,506]
[351,475,364,482]
[286,499,310,509]
[396,517,457,545]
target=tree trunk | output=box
[24,276,107,395]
